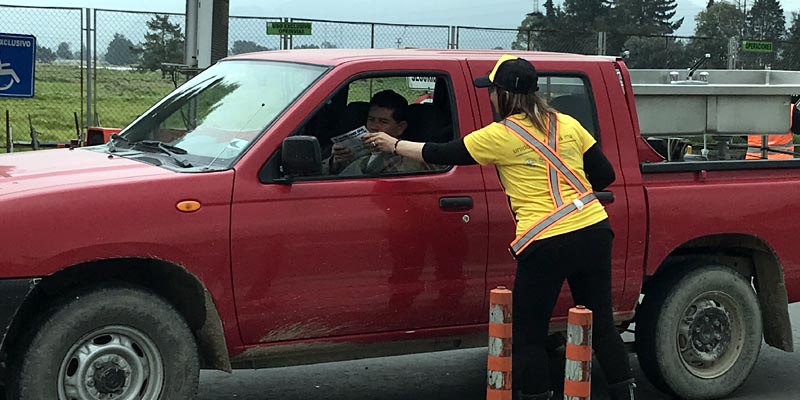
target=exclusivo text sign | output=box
[267,22,312,36]
[0,33,36,98]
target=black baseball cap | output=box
[474,54,539,94]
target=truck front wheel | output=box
[7,286,199,400]
[636,266,762,400]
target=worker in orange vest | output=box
[746,102,798,159]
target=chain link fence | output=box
[229,16,283,52]
[93,9,183,131]
[281,18,450,49]
[0,5,83,147]
[4,4,800,146]
[456,27,518,50]
[611,34,720,69]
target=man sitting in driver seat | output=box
[326,90,431,175]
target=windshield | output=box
[114,60,327,170]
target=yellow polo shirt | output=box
[464,113,607,240]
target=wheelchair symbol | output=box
[0,61,21,91]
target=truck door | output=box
[230,60,489,345]
[466,59,631,323]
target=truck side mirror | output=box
[281,136,322,178]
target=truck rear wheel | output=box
[7,286,199,400]
[636,265,762,400]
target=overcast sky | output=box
[3,0,800,37]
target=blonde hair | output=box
[496,88,556,134]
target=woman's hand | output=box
[363,132,397,154]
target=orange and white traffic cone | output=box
[564,305,592,400]
[487,286,513,400]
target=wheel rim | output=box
[57,325,164,400]
[676,291,744,379]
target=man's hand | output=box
[331,144,355,166]
[362,132,397,154]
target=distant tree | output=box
[105,33,137,66]
[707,0,715,8]
[740,0,784,68]
[608,0,683,56]
[512,11,547,50]
[35,45,56,63]
[56,42,73,59]
[777,12,800,69]
[293,42,337,49]
[689,1,744,68]
[562,0,613,31]
[745,0,785,41]
[560,0,612,53]
[133,14,184,72]
[230,40,269,55]
[611,0,683,34]
[73,45,86,60]
[621,36,691,68]
[787,12,800,42]
[512,0,599,54]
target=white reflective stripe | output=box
[748,144,794,152]
[550,167,563,207]
[547,114,564,207]
[504,118,589,193]
[510,192,597,254]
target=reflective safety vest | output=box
[503,115,599,256]
[746,106,795,160]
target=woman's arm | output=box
[583,143,615,190]
[363,133,477,165]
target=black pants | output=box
[511,221,631,395]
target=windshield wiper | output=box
[107,133,129,152]
[130,140,193,168]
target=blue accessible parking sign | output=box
[0,33,36,98]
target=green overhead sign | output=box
[742,40,773,53]
[267,22,312,36]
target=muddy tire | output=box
[636,266,762,400]
[7,286,199,400]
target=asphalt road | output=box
[199,303,800,400]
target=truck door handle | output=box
[595,191,614,203]
[439,196,473,210]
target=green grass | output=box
[0,64,176,143]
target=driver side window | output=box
[284,73,456,180]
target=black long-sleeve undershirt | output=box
[421,140,615,191]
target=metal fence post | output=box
[5,110,11,153]
[526,30,531,51]
[728,36,738,69]
[597,31,607,56]
[85,8,93,129]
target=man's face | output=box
[366,106,407,138]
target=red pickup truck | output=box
[1,49,797,400]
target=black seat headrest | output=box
[550,95,595,135]
[405,103,452,143]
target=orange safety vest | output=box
[746,105,795,160]
[504,115,599,256]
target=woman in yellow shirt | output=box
[364,55,635,400]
